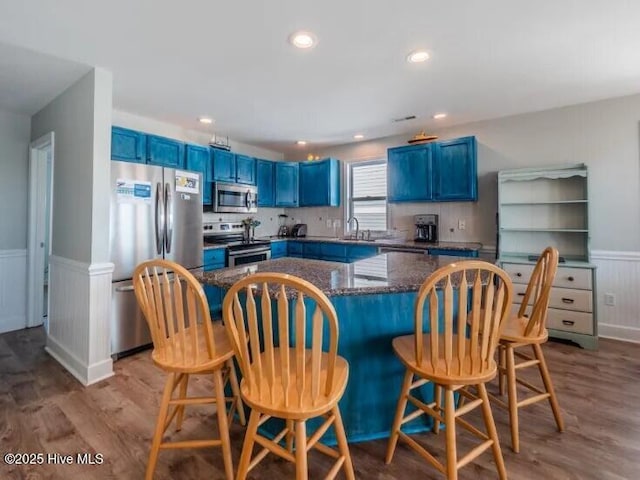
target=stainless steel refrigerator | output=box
[110,160,203,358]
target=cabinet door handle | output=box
[561,298,574,304]
[567,276,575,281]
[562,320,575,326]
[517,292,526,297]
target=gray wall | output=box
[0,109,31,250]
[31,69,113,264]
[304,93,640,251]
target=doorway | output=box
[27,132,54,330]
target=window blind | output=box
[350,161,387,231]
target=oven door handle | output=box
[228,247,270,256]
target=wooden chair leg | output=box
[385,369,413,464]
[506,343,520,453]
[213,369,234,480]
[175,374,189,431]
[498,344,506,396]
[237,409,260,480]
[286,419,294,453]
[226,358,246,426]
[477,383,507,480]
[433,384,442,433]
[333,406,355,480]
[444,387,458,480]
[146,373,175,480]
[295,420,308,480]
[533,343,564,432]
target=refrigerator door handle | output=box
[165,182,173,253]
[155,182,164,255]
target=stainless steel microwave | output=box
[213,182,258,213]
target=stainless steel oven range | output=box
[203,222,271,266]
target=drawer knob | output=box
[516,272,522,277]
[567,276,575,281]
[561,298,575,304]
[562,320,575,326]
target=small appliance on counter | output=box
[277,214,289,237]
[414,214,438,243]
[291,224,308,238]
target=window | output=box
[348,160,387,232]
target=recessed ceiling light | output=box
[433,113,447,119]
[289,31,318,49]
[406,50,430,63]
[198,116,213,124]
[296,140,307,145]
[353,134,364,140]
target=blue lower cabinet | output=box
[203,248,226,271]
[428,248,478,258]
[111,126,146,163]
[346,245,379,262]
[270,241,287,259]
[320,243,347,262]
[147,134,185,168]
[302,242,322,259]
[204,285,223,317]
[287,241,303,257]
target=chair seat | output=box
[240,348,349,420]
[152,322,235,373]
[392,333,498,385]
[500,315,548,344]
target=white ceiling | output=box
[1,0,640,156]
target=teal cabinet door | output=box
[320,243,347,262]
[111,126,146,163]
[186,144,211,205]
[287,241,303,257]
[299,158,340,207]
[235,154,256,185]
[302,242,321,259]
[257,159,275,207]
[270,241,287,258]
[433,136,477,201]
[147,135,185,168]
[387,144,434,202]
[203,248,226,270]
[275,162,299,207]
[212,149,236,183]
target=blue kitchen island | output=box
[198,252,486,444]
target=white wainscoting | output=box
[592,250,640,344]
[0,249,27,334]
[46,255,114,385]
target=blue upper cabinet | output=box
[387,143,434,202]
[299,158,341,207]
[111,127,146,163]
[147,135,185,168]
[387,136,477,203]
[275,162,299,207]
[211,149,256,185]
[235,154,256,185]
[256,159,275,207]
[211,149,236,183]
[433,136,477,201]
[186,144,211,205]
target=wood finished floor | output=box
[0,327,638,480]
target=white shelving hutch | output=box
[498,164,597,349]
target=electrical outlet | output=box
[333,219,341,228]
[458,219,466,230]
[326,219,332,228]
[604,293,616,306]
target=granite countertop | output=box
[261,236,482,252]
[197,251,495,297]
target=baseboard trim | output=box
[86,358,114,385]
[598,323,640,344]
[0,315,27,334]
[45,334,89,385]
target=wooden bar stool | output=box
[494,246,564,453]
[133,259,245,480]
[222,272,355,480]
[385,261,513,480]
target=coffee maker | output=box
[414,214,438,243]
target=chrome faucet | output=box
[347,216,359,240]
